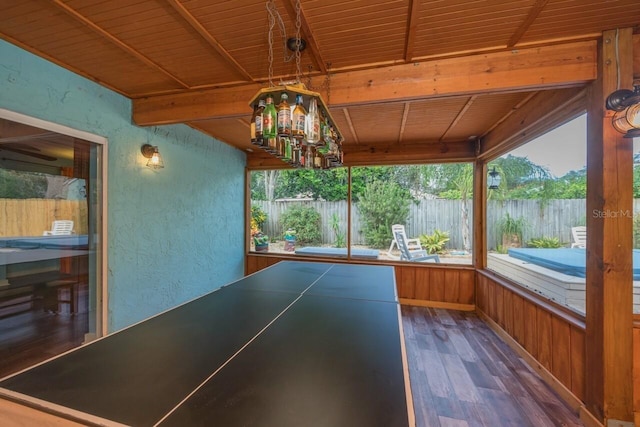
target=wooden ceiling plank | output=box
[439,96,477,141]
[133,39,597,126]
[165,0,254,82]
[342,108,359,144]
[282,0,327,74]
[49,0,190,89]
[479,87,586,160]
[398,102,410,144]
[0,32,132,98]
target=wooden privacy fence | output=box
[254,199,640,249]
[0,199,88,237]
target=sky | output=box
[509,114,587,177]
[509,114,640,177]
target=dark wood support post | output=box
[585,28,634,424]
[473,159,487,270]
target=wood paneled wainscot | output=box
[246,255,475,310]
[477,270,587,420]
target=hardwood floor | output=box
[402,306,584,427]
[0,285,88,379]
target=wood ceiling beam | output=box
[133,40,597,126]
[479,87,586,160]
[404,0,419,62]
[344,141,477,166]
[166,0,254,82]
[282,0,326,74]
[507,0,550,47]
[398,103,410,144]
[246,139,477,169]
[50,0,190,89]
[342,108,359,144]
[440,96,476,141]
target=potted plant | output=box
[253,232,270,252]
[496,213,528,249]
[283,229,296,252]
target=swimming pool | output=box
[507,247,640,280]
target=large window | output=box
[0,111,104,377]
[249,163,473,265]
[486,115,588,314]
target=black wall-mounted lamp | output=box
[488,167,501,190]
[141,144,164,169]
[605,84,640,138]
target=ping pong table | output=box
[0,261,414,427]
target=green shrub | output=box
[527,236,562,248]
[357,180,411,248]
[280,206,322,245]
[251,205,267,235]
[419,229,450,254]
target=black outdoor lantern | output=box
[605,84,640,138]
[488,167,501,190]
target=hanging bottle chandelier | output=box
[248,0,344,169]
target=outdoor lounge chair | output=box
[43,220,74,236]
[570,226,586,248]
[387,224,423,259]
[394,229,440,263]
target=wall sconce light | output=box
[488,167,501,190]
[605,84,640,138]
[141,144,164,169]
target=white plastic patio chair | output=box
[570,226,586,248]
[43,220,74,236]
[387,224,423,259]
[394,230,440,263]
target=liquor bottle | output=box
[283,137,292,162]
[250,102,259,144]
[267,136,277,152]
[277,93,291,135]
[304,144,313,169]
[291,94,306,138]
[305,97,320,145]
[292,140,301,167]
[313,146,323,169]
[322,116,333,144]
[254,99,265,145]
[263,94,277,140]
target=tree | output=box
[263,170,279,201]
[0,169,47,198]
[357,180,411,248]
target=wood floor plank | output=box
[441,353,480,403]
[461,360,500,390]
[477,387,533,427]
[438,416,469,427]
[422,349,454,399]
[514,393,557,427]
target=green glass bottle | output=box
[262,95,277,139]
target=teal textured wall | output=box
[0,40,246,332]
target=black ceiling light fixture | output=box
[605,84,640,138]
[286,37,306,53]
